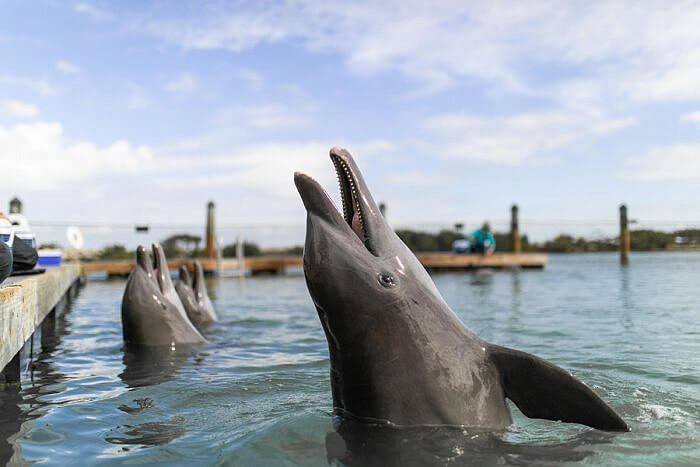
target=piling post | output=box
[236,237,244,274]
[9,197,22,214]
[205,201,215,259]
[620,204,630,264]
[511,204,521,254]
[0,352,20,384]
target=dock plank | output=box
[416,253,548,269]
[0,264,81,373]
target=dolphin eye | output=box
[378,273,397,288]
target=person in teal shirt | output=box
[468,222,495,255]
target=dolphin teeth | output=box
[331,155,366,238]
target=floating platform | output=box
[83,253,547,277]
[0,264,82,376]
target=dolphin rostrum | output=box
[175,261,217,330]
[121,244,206,346]
[294,147,628,431]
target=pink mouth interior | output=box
[320,179,366,243]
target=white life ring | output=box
[66,226,85,250]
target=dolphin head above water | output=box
[295,147,628,431]
[121,243,206,346]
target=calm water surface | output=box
[1,252,698,465]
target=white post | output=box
[236,237,245,274]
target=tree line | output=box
[60,228,700,260]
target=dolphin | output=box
[174,261,217,330]
[293,147,628,432]
[121,244,206,346]
[193,262,217,321]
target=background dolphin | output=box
[175,261,217,330]
[294,147,629,432]
[121,244,206,346]
[193,261,217,322]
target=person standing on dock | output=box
[468,222,496,255]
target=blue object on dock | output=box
[38,250,62,266]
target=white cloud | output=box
[681,111,700,124]
[242,104,311,129]
[425,111,636,165]
[165,72,197,93]
[0,74,59,96]
[142,1,700,101]
[238,69,263,90]
[0,121,153,192]
[624,144,700,180]
[0,99,39,119]
[385,171,451,186]
[126,82,150,109]
[154,140,392,200]
[73,2,110,20]
[155,142,333,197]
[56,60,80,74]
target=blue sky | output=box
[2,1,700,248]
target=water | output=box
[1,252,698,465]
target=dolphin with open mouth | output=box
[294,147,628,431]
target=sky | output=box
[2,0,700,248]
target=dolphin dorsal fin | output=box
[488,344,629,431]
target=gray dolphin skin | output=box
[193,261,217,322]
[121,244,206,346]
[175,261,217,330]
[294,147,629,432]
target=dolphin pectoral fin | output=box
[488,344,629,432]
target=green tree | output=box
[98,244,134,260]
[161,234,202,258]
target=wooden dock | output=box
[415,253,548,270]
[82,253,547,276]
[0,264,82,377]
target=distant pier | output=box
[0,264,82,378]
[82,252,547,277]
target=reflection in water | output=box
[204,275,220,302]
[469,269,495,287]
[111,345,205,449]
[118,398,154,414]
[105,416,186,447]
[0,288,78,466]
[119,345,196,388]
[0,381,23,464]
[618,264,634,330]
[326,418,613,466]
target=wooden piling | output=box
[205,201,215,259]
[620,204,630,264]
[511,204,521,254]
